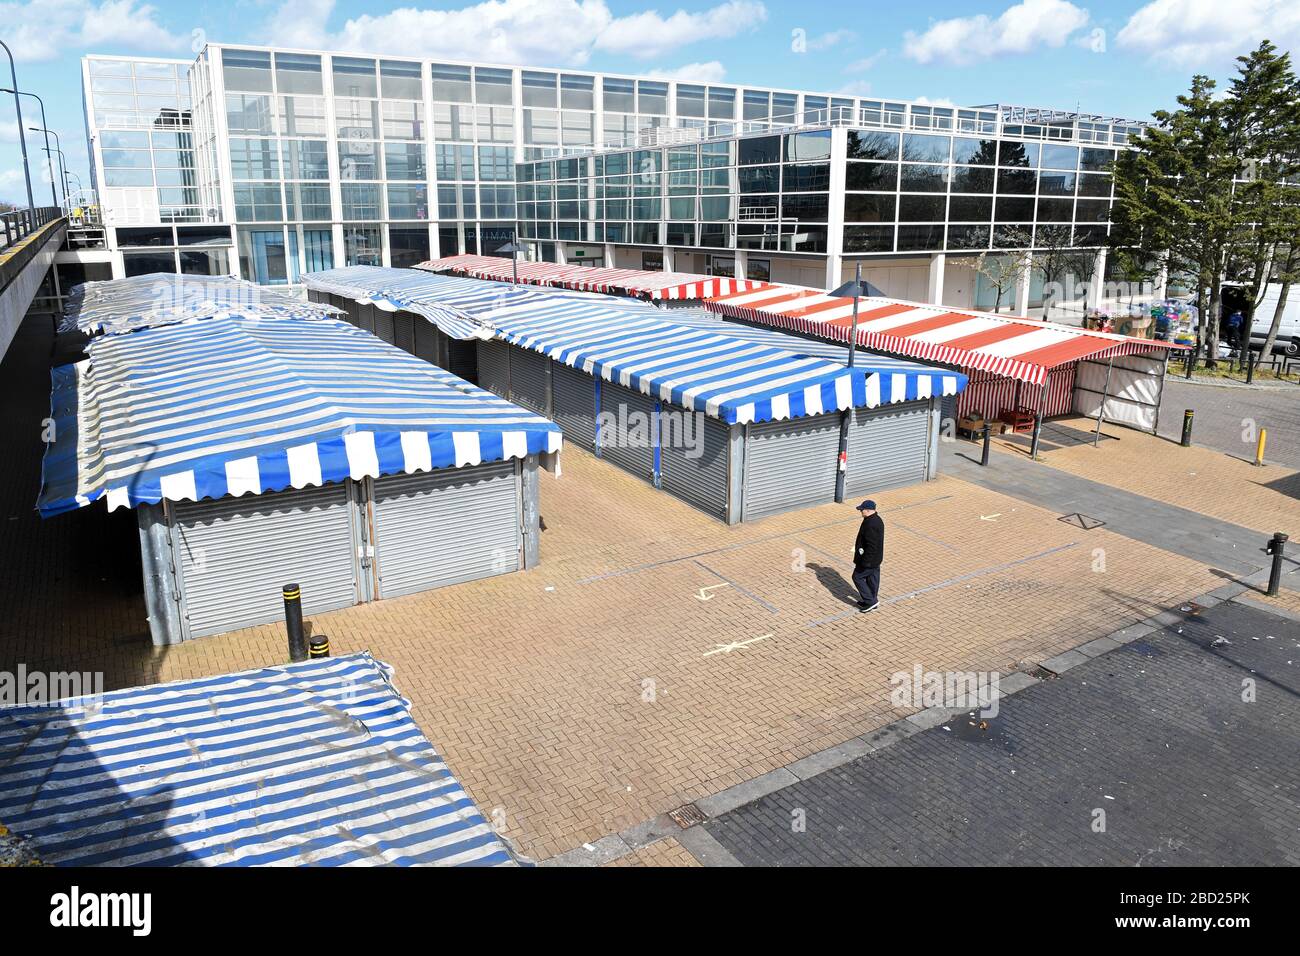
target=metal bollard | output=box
[309,636,330,659]
[283,583,307,662]
[981,422,992,466]
[1266,533,1288,597]
[1245,348,1255,384]
[1256,428,1267,467]
[1181,409,1194,447]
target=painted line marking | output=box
[696,583,731,601]
[703,634,772,657]
[693,560,778,613]
[805,542,1080,627]
[979,513,1002,522]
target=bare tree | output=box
[954,228,1032,313]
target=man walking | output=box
[852,499,884,613]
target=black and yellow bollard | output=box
[1266,533,1288,597]
[283,583,307,662]
[1181,409,1194,447]
[309,636,330,659]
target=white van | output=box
[1252,284,1300,356]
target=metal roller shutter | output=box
[171,483,359,638]
[551,361,596,449]
[844,401,931,497]
[660,403,730,519]
[742,412,839,520]
[449,340,478,384]
[370,460,521,599]
[393,312,416,355]
[413,320,441,365]
[371,306,395,344]
[477,339,511,396]
[599,381,657,483]
[509,346,551,416]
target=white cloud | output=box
[835,80,873,97]
[903,0,1090,66]
[805,29,855,51]
[1117,0,1300,64]
[0,120,19,144]
[845,49,887,72]
[264,0,764,66]
[0,0,187,62]
[912,95,957,108]
[645,61,727,83]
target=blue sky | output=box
[3,0,1297,204]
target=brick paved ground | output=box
[705,599,1300,865]
[603,837,699,867]
[0,314,1248,861]
[991,415,1299,539]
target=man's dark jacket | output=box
[854,513,884,570]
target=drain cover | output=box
[667,804,707,829]
[1059,512,1106,530]
[1178,601,1205,615]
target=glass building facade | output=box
[81,44,1145,306]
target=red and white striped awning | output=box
[705,286,1189,388]
[418,254,774,301]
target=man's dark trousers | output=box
[853,565,880,607]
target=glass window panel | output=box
[280,95,327,136]
[897,224,944,251]
[1037,197,1074,222]
[707,86,735,119]
[952,137,997,165]
[333,57,378,98]
[997,168,1037,194]
[1039,171,1077,196]
[998,141,1039,168]
[100,130,149,149]
[668,197,695,220]
[226,93,275,134]
[899,194,946,221]
[104,168,153,187]
[900,164,947,192]
[380,59,423,99]
[699,195,732,221]
[338,140,379,179]
[949,195,993,221]
[844,225,894,252]
[389,226,430,268]
[179,249,231,276]
[676,84,706,118]
[902,133,950,163]
[780,193,828,221]
[847,130,899,160]
[284,182,332,221]
[343,225,382,266]
[561,111,594,146]
[474,67,513,105]
[995,196,1035,221]
[381,101,425,140]
[133,62,176,79]
[102,149,153,169]
[522,71,557,108]
[561,73,594,110]
[302,228,334,272]
[602,77,635,113]
[89,58,133,77]
[116,227,173,247]
[846,161,898,191]
[700,141,732,167]
[742,90,770,121]
[782,163,830,191]
[387,184,428,219]
[335,97,378,139]
[1041,144,1079,170]
[524,108,558,144]
[431,64,471,102]
[341,183,381,220]
[228,138,280,180]
[738,165,780,192]
[234,184,283,222]
[222,49,273,93]
[1079,147,1116,173]
[771,92,797,122]
[1075,198,1110,223]
[637,80,668,115]
[123,251,176,276]
[275,53,323,95]
[844,194,896,223]
[668,146,698,171]
[151,149,187,169]
[380,142,423,181]
[1077,173,1111,198]
[738,135,781,165]
[946,225,990,250]
[950,166,995,193]
[281,139,329,179]
[784,130,832,161]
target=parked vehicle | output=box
[1252,284,1300,356]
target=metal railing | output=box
[1,205,62,254]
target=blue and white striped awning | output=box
[61,273,343,335]
[39,312,562,517]
[481,296,966,424]
[0,653,522,866]
[304,266,530,340]
[304,266,657,340]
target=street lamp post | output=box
[31,127,66,208]
[496,240,525,285]
[828,263,882,502]
[0,40,35,211]
[1,88,56,207]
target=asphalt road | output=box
[1159,378,1300,468]
[705,598,1300,866]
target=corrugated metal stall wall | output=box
[551,361,597,449]
[659,404,731,520]
[599,381,657,483]
[144,457,539,642]
[844,402,932,498]
[741,412,841,520]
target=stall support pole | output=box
[1030,383,1048,460]
[1093,355,1114,448]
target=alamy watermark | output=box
[1,665,104,709]
[889,663,1000,718]
[597,401,706,459]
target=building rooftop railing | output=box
[539,102,1150,159]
